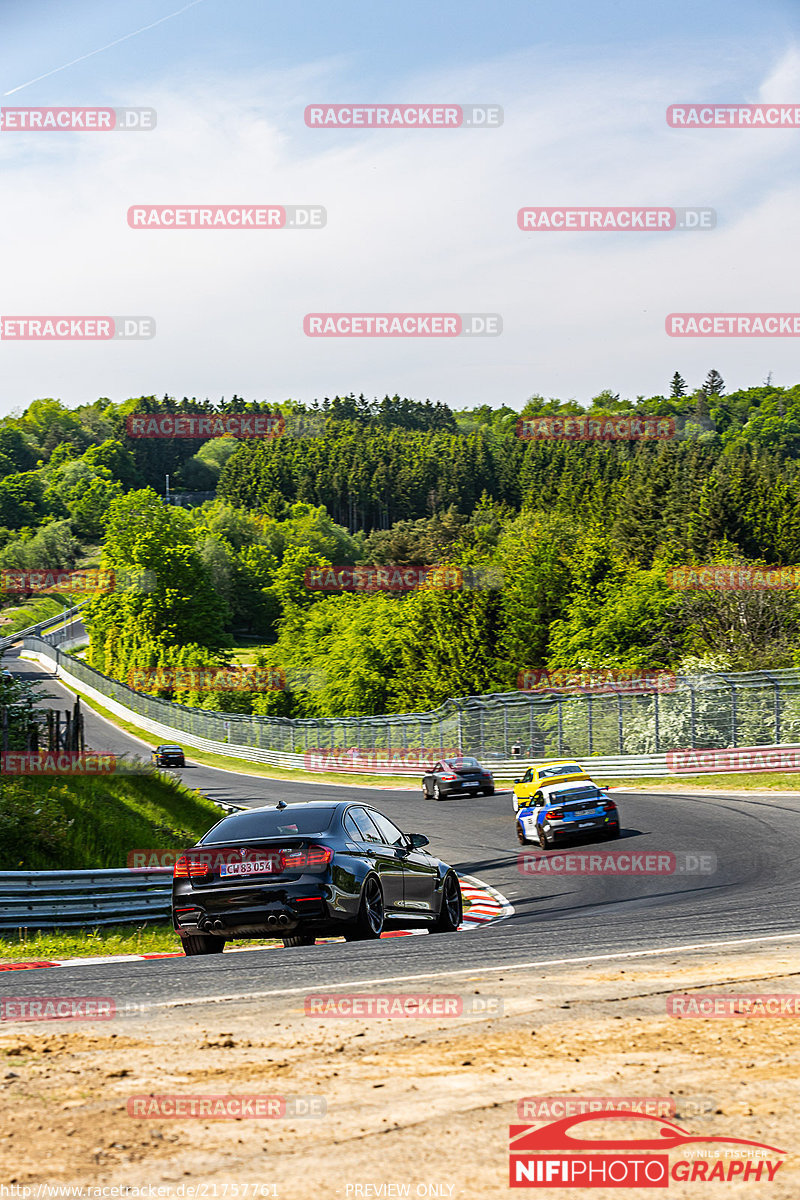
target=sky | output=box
[1,0,800,414]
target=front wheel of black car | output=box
[182,934,225,956]
[422,782,431,799]
[430,872,462,933]
[344,875,385,941]
[282,934,316,947]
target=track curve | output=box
[3,648,800,1008]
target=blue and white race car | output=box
[515,779,620,848]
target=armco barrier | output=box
[0,602,86,653]
[0,868,172,929]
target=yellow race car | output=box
[511,760,592,811]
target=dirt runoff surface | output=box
[1,941,800,1198]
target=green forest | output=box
[2,372,800,718]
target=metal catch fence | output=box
[17,636,800,761]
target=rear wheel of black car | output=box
[482,787,495,796]
[182,934,225,956]
[433,783,444,801]
[344,875,385,941]
[537,826,552,850]
[430,872,462,933]
[606,825,621,839]
[282,934,316,947]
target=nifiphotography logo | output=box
[509,1111,785,1187]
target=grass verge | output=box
[0,923,283,961]
[0,772,222,870]
[605,771,800,791]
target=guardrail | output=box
[0,602,86,653]
[0,868,172,930]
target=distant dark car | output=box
[152,744,186,768]
[172,799,462,956]
[422,756,495,801]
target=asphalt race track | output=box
[3,648,800,1008]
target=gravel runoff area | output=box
[1,940,799,1197]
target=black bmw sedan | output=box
[422,756,495,800]
[172,800,462,956]
[152,744,186,768]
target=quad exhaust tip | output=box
[267,914,278,926]
[278,913,291,926]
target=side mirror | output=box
[407,833,429,849]
[513,779,521,785]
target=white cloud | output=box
[1,41,799,412]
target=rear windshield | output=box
[446,757,480,769]
[540,764,584,779]
[552,786,604,803]
[161,746,182,752]
[200,806,337,843]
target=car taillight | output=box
[173,854,211,879]
[601,801,617,812]
[440,774,457,781]
[545,808,564,820]
[280,845,333,871]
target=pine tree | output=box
[670,372,687,398]
[703,369,725,396]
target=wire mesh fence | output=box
[18,637,800,761]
